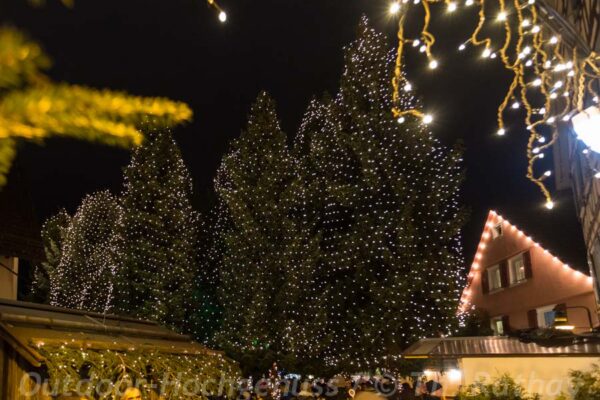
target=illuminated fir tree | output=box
[190,202,228,344]
[113,129,198,329]
[49,191,122,313]
[31,209,71,303]
[214,92,295,368]
[293,17,466,371]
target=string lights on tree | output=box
[207,0,227,22]
[389,0,600,209]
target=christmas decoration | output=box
[48,191,122,313]
[35,343,239,400]
[0,27,192,188]
[389,0,600,209]
[113,129,198,330]
[213,18,465,374]
[31,209,71,304]
[214,92,295,371]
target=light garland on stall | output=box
[459,210,594,313]
[389,0,600,209]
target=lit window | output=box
[492,223,503,239]
[509,254,527,285]
[491,317,505,335]
[535,305,557,328]
[488,265,502,291]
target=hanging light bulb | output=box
[447,2,457,12]
[428,59,438,69]
[545,201,554,210]
[458,43,466,51]
[389,2,401,14]
[465,0,474,5]
[521,19,531,27]
[397,116,406,124]
[544,170,552,177]
[497,128,506,136]
[532,78,542,86]
[218,11,227,22]
[423,114,434,124]
[550,36,559,44]
[413,39,421,47]
[572,106,600,153]
[497,11,507,21]
[419,45,427,53]
[482,48,491,58]
[404,82,412,91]
[512,101,520,109]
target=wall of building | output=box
[466,214,598,332]
[461,356,599,399]
[0,256,18,301]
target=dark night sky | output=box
[1,0,589,270]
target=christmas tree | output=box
[31,209,71,303]
[190,202,228,344]
[293,17,466,371]
[49,191,122,313]
[214,92,295,371]
[113,128,198,329]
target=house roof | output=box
[403,336,600,358]
[0,298,220,367]
[459,210,592,312]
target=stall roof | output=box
[0,298,220,367]
[403,336,600,359]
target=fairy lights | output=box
[390,0,600,209]
[207,0,227,22]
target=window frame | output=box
[536,304,557,328]
[487,265,503,292]
[492,223,503,239]
[508,253,527,286]
[491,317,505,336]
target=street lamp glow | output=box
[572,106,600,154]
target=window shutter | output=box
[528,309,538,328]
[501,315,511,334]
[482,269,490,294]
[500,260,509,288]
[523,250,533,279]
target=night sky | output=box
[1,0,589,270]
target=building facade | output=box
[460,211,598,334]
[543,0,600,302]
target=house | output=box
[0,298,239,399]
[460,210,598,334]
[403,336,600,399]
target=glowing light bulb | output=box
[521,19,531,27]
[413,39,421,47]
[428,59,438,69]
[458,43,466,51]
[538,136,546,143]
[397,116,406,124]
[218,11,227,22]
[525,60,533,67]
[482,48,491,58]
[562,115,571,122]
[404,82,412,91]
[497,128,506,136]
[447,2,457,12]
[539,153,545,159]
[465,0,474,5]
[547,116,556,124]
[550,36,559,44]
[512,101,520,109]
[419,45,427,53]
[554,81,564,88]
[545,201,554,210]
[544,60,552,68]
[544,170,552,177]
[531,25,541,33]
[389,2,401,14]
[532,147,540,154]
[550,93,558,99]
[532,78,542,86]
[528,0,535,4]
[423,114,433,124]
[497,11,507,21]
